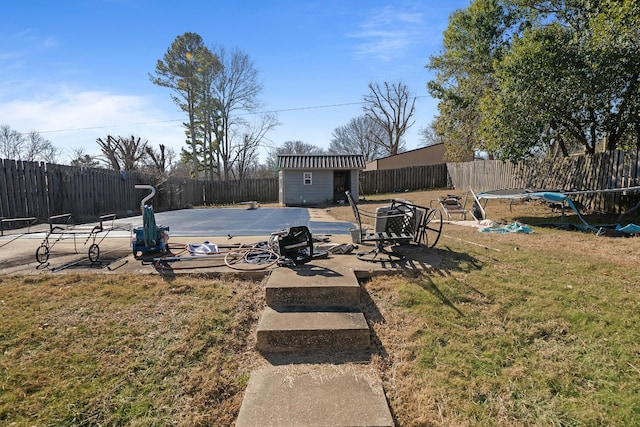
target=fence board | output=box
[5,161,18,218]
[0,160,8,218]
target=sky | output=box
[1,0,470,164]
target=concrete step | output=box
[256,307,370,353]
[265,265,360,309]
[235,364,394,427]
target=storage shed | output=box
[277,154,366,206]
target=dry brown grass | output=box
[0,273,266,426]
[2,189,639,426]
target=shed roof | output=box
[277,154,366,170]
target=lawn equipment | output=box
[132,185,169,256]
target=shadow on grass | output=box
[402,246,488,317]
[514,209,640,230]
[414,274,464,317]
[359,285,389,360]
[433,245,484,274]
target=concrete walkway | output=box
[235,265,395,427]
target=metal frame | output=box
[35,213,126,266]
[345,191,442,263]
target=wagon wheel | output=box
[416,208,443,248]
[88,244,100,263]
[36,245,50,264]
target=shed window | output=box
[303,172,312,185]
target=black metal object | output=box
[274,226,314,265]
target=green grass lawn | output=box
[364,222,640,426]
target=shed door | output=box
[333,170,350,204]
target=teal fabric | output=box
[479,221,533,234]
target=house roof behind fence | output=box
[277,154,366,170]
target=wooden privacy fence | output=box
[0,159,280,222]
[359,163,449,194]
[0,161,163,222]
[3,150,639,222]
[447,150,640,212]
[202,178,279,206]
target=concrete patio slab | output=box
[235,364,394,427]
[266,265,360,308]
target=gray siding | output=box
[282,170,334,205]
[349,173,359,201]
[278,170,284,205]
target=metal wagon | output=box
[35,213,124,265]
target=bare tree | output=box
[96,135,120,170]
[0,125,60,162]
[329,115,386,162]
[96,135,148,171]
[213,46,276,180]
[145,144,175,179]
[232,113,278,180]
[418,120,444,147]
[363,81,416,156]
[70,147,101,168]
[24,131,59,163]
[0,125,25,160]
[266,140,325,169]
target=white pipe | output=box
[135,185,156,214]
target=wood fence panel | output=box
[35,161,48,218]
[200,178,278,205]
[360,164,448,194]
[4,160,15,217]
[5,161,18,217]
[23,161,35,217]
[595,154,607,211]
[2,151,638,219]
[0,160,8,218]
[27,161,44,218]
[18,161,30,216]
[447,151,640,212]
[5,161,19,218]
[46,164,60,217]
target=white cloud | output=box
[0,87,185,162]
[349,4,425,61]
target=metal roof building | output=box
[277,154,366,170]
[277,154,366,206]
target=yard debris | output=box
[151,225,336,272]
[479,221,533,234]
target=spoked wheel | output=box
[88,244,100,263]
[416,208,443,248]
[36,245,50,264]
